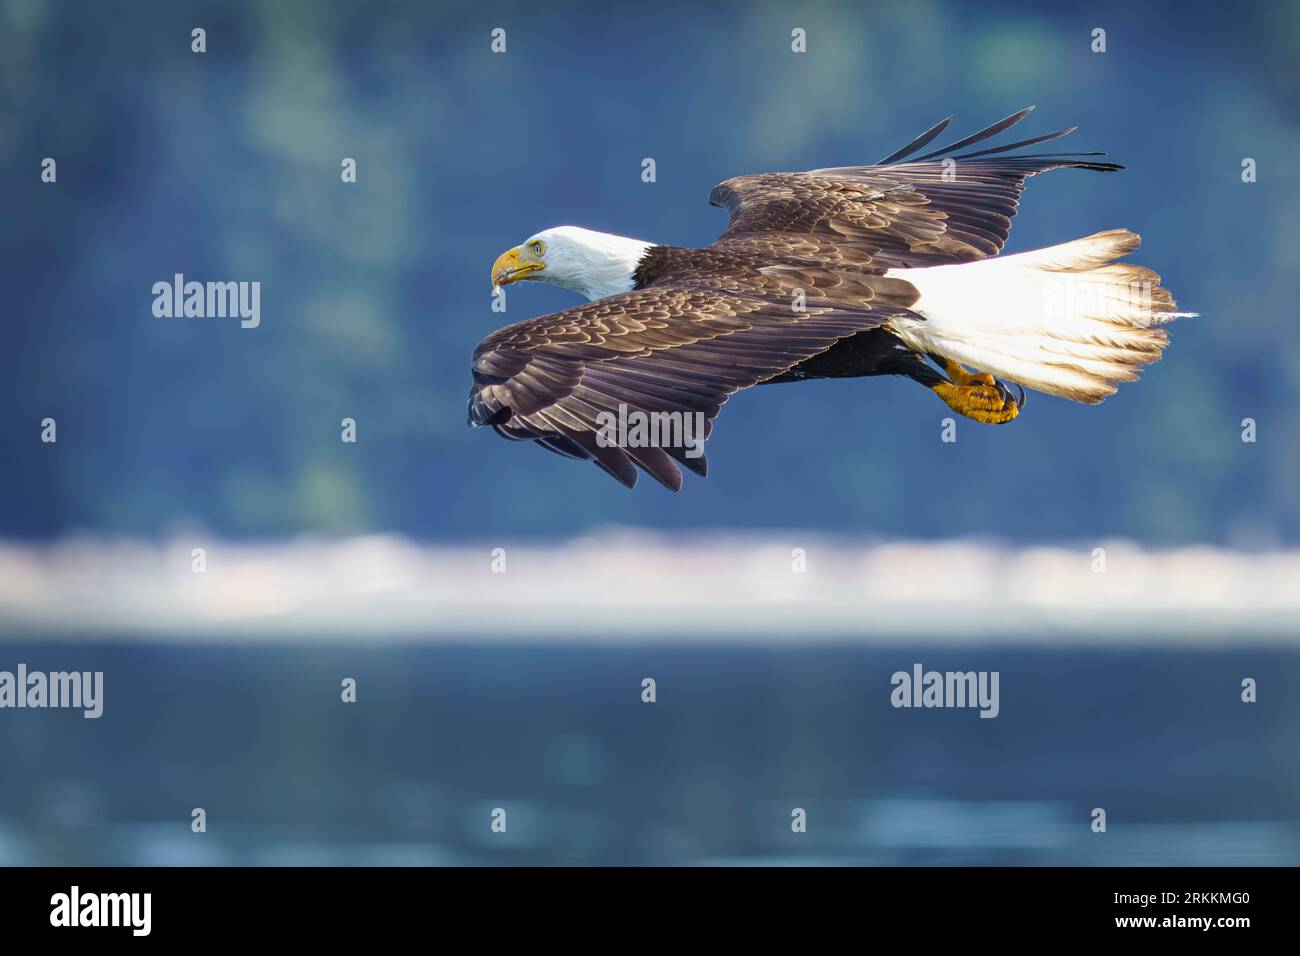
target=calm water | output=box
[0,640,1296,865]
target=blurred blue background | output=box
[3,0,1298,541]
[1,0,1298,865]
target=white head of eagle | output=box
[491,225,653,301]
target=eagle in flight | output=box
[469,108,1192,490]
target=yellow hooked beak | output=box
[491,246,545,288]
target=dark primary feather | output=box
[911,105,1037,160]
[471,110,1124,488]
[951,126,1078,159]
[874,115,953,165]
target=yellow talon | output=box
[931,361,1022,424]
[940,358,997,388]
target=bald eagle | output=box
[470,108,1193,491]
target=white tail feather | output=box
[886,229,1195,403]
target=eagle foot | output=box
[939,358,997,389]
[931,360,1023,425]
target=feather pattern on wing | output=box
[469,287,892,489]
[705,107,1121,271]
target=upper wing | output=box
[468,285,889,490]
[708,107,1122,271]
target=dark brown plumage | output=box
[469,108,1127,490]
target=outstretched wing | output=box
[707,106,1122,272]
[468,286,889,490]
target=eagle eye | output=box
[530,241,544,256]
